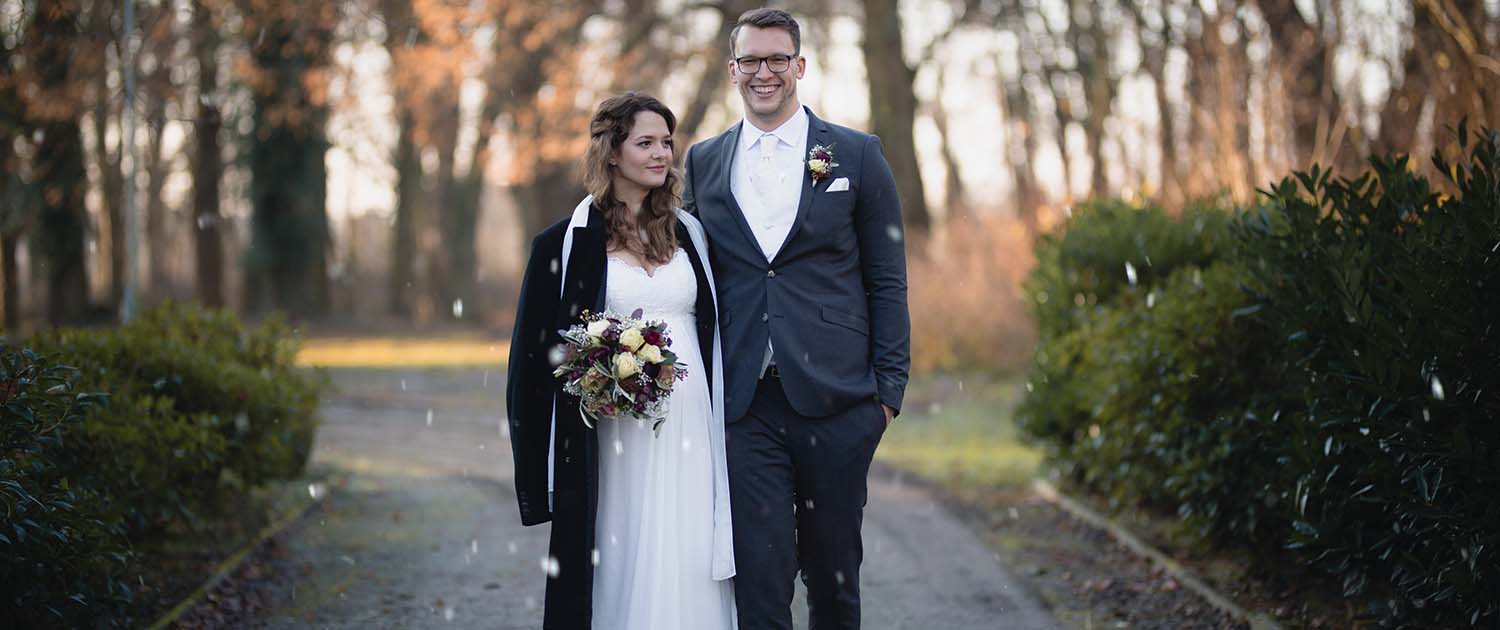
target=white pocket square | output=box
[825,177,850,192]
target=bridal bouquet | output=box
[552,309,686,432]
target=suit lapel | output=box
[772,108,831,264]
[715,123,761,252]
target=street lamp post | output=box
[121,0,137,322]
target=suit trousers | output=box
[728,373,887,630]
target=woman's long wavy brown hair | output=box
[583,92,682,265]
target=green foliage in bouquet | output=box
[0,344,132,626]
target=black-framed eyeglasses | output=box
[734,54,795,74]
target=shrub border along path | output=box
[1032,479,1281,630]
[145,473,342,630]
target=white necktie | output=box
[753,133,777,201]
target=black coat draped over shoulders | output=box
[505,203,717,630]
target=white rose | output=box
[613,352,640,379]
[620,327,645,352]
[808,158,828,173]
[586,318,610,338]
[635,343,664,364]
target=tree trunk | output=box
[32,0,92,324]
[1414,0,1499,143]
[1256,0,1339,170]
[1209,7,1254,201]
[144,88,170,297]
[861,0,930,235]
[1071,0,1113,200]
[1047,69,1077,203]
[1000,74,1040,234]
[242,4,335,318]
[1129,0,1181,207]
[430,95,460,319]
[930,65,967,221]
[1375,7,1433,157]
[389,109,421,317]
[0,36,23,329]
[191,0,225,308]
[89,1,124,312]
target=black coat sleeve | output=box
[506,227,565,526]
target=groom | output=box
[681,8,910,629]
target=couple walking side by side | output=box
[507,9,910,630]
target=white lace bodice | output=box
[605,249,696,324]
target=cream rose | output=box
[613,352,640,379]
[635,343,664,364]
[620,327,645,352]
[808,158,828,173]
[586,318,610,338]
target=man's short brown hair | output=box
[730,8,801,57]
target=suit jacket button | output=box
[767,270,776,278]
[761,313,769,322]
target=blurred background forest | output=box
[2,0,1497,366]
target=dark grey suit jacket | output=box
[683,107,910,423]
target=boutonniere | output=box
[807,144,838,183]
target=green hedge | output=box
[1019,127,1499,626]
[3,302,323,626]
[0,345,131,625]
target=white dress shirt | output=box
[731,107,808,261]
[730,106,807,373]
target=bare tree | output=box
[861,0,931,234]
[140,2,178,297]
[88,0,125,312]
[1256,0,1342,169]
[191,0,226,308]
[239,0,339,318]
[28,0,94,324]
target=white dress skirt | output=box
[591,248,736,630]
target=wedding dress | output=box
[591,248,736,630]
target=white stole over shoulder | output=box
[549,195,735,581]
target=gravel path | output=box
[250,367,1058,629]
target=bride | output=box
[506,92,736,629]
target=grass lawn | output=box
[875,373,1042,488]
[297,335,508,368]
